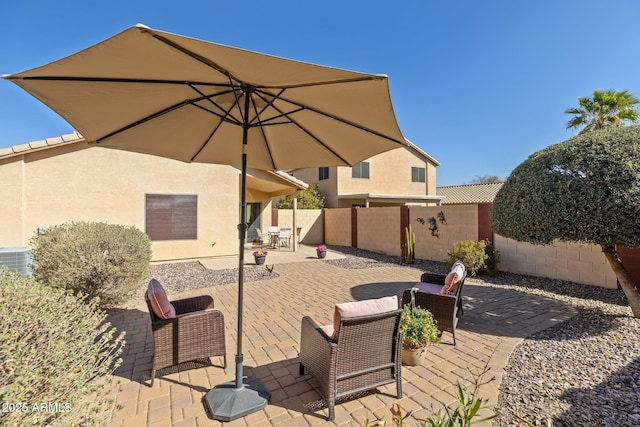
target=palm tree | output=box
[565,89,640,134]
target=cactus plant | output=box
[400,225,415,264]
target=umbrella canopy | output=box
[5,24,406,169]
[3,24,407,421]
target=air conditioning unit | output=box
[0,247,33,276]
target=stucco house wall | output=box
[290,142,441,208]
[337,148,429,196]
[0,138,294,261]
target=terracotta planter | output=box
[317,250,326,259]
[401,346,428,366]
[255,256,266,265]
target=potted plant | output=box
[253,250,268,265]
[316,245,327,259]
[400,304,440,366]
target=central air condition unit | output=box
[0,247,33,276]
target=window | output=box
[352,162,370,179]
[411,167,426,183]
[319,167,329,180]
[145,194,197,241]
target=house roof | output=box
[0,132,84,159]
[436,182,504,204]
[404,138,440,166]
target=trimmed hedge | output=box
[0,268,125,426]
[30,221,152,309]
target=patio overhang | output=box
[338,193,446,207]
[245,169,308,198]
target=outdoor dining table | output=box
[268,229,280,248]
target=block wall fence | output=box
[278,204,640,290]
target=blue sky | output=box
[2,0,640,186]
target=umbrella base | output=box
[204,377,270,421]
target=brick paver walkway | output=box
[102,260,576,426]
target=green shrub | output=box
[446,240,488,276]
[0,268,125,426]
[362,364,496,426]
[484,241,501,275]
[400,303,440,349]
[30,221,152,309]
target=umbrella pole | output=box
[204,86,270,421]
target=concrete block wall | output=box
[411,205,479,262]
[356,207,400,255]
[495,235,618,288]
[321,204,622,289]
[274,209,324,245]
[324,208,352,247]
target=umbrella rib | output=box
[148,32,243,86]
[252,93,351,166]
[13,75,237,88]
[146,29,386,91]
[189,85,244,162]
[254,86,406,145]
[188,83,243,125]
[190,114,227,163]
[95,94,237,143]
[250,95,277,170]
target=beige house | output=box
[0,133,306,261]
[289,139,443,208]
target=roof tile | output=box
[437,182,503,204]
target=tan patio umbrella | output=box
[3,24,407,421]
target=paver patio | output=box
[102,255,576,426]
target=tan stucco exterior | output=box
[1,138,303,261]
[290,142,441,208]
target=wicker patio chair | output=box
[299,307,403,421]
[144,293,226,385]
[401,268,468,346]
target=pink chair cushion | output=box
[331,295,398,340]
[413,282,444,294]
[443,261,466,295]
[320,325,335,338]
[147,279,176,319]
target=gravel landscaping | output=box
[149,246,639,426]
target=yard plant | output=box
[30,221,152,309]
[491,125,640,317]
[400,303,439,349]
[445,240,488,276]
[0,268,125,426]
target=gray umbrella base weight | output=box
[204,376,270,421]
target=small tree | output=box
[469,174,503,184]
[490,126,640,317]
[276,183,325,209]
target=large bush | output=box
[0,268,125,426]
[30,221,152,309]
[491,126,640,316]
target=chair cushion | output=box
[331,295,398,340]
[443,261,466,295]
[147,279,176,319]
[413,282,444,294]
